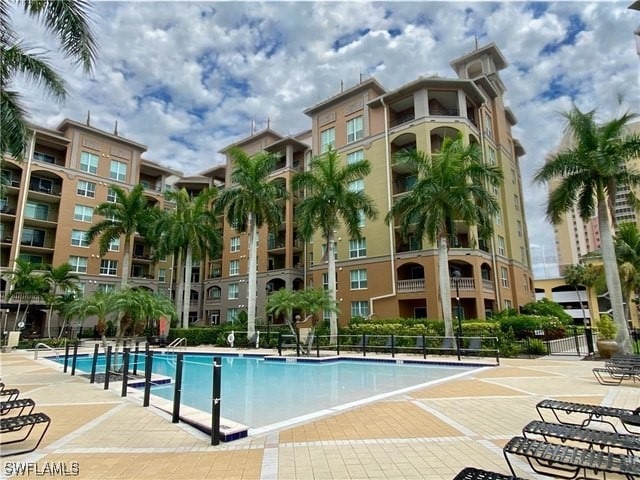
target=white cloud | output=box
[11,1,640,280]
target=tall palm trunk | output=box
[327,230,338,342]
[175,248,184,326]
[247,213,258,341]
[438,234,453,337]
[598,199,631,352]
[121,238,131,289]
[183,245,193,329]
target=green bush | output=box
[519,298,573,324]
[497,315,565,340]
[522,338,548,355]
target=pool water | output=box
[58,354,476,430]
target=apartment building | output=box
[552,121,640,272]
[2,42,534,334]
[209,42,534,327]
[0,119,179,336]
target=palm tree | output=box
[153,188,221,328]
[218,147,286,342]
[72,290,116,346]
[1,0,98,160]
[3,258,47,329]
[615,222,640,326]
[534,107,640,353]
[42,263,80,338]
[87,184,155,289]
[386,132,502,337]
[293,149,377,341]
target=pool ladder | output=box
[167,337,187,352]
[33,342,60,360]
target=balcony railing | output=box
[397,278,425,293]
[450,277,475,290]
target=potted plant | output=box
[596,314,618,359]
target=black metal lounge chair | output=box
[503,436,640,480]
[453,467,524,480]
[0,388,19,402]
[0,412,51,457]
[522,420,640,454]
[0,398,36,417]
[592,355,640,385]
[536,399,640,434]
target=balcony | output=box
[450,277,475,291]
[397,278,425,293]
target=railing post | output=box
[277,332,282,356]
[172,353,184,423]
[391,334,395,358]
[295,330,300,357]
[121,348,130,397]
[71,340,79,375]
[133,341,140,375]
[143,350,154,407]
[362,334,367,357]
[573,326,581,356]
[63,340,70,373]
[422,335,426,359]
[104,345,112,390]
[89,343,99,384]
[211,357,221,446]
[336,334,340,355]
[316,332,320,358]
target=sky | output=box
[11,0,640,279]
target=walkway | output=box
[1,349,638,479]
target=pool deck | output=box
[1,347,638,479]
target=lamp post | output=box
[451,268,463,356]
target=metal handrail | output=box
[167,337,187,351]
[34,342,59,360]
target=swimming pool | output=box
[58,353,478,431]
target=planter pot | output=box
[596,339,619,359]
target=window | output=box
[34,151,56,164]
[100,259,118,276]
[73,205,93,222]
[348,179,364,192]
[158,268,166,282]
[69,256,88,273]
[71,230,90,247]
[80,152,99,174]
[108,237,120,252]
[321,272,338,291]
[229,259,239,276]
[77,180,96,198]
[346,116,364,143]
[495,208,502,226]
[110,160,127,182]
[357,209,366,228]
[516,220,522,237]
[228,283,239,299]
[347,149,364,165]
[514,194,520,211]
[504,299,513,310]
[487,147,496,165]
[321,243,338,260]
[230,236,240,252]
[21,228,45,247]
[97,283,115,293]
[208,286,221,299]
[350,269,367,289]
[349,238,366,258]
[227,308,239,323]
[497,236,505,256]
[320,127,335,153]
[19,253,43,264]
[107,188,117,203]
[500,267,509,288]
[351,301,369,318]
[25,202,49,221]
